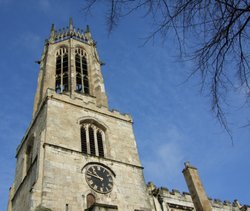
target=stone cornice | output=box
[43,143,144,170]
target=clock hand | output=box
[87,172,103,181]
[92,168,104,181]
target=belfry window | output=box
[75,48,89,94]
[55,47,69,93]
[81,124,105,157]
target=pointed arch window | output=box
[75,48,89,94]
[80,123,105,157]
[87,193,95,208]
[55,47,69,93]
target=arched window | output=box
[80,124,105,157]
[75,48,89,94]
[55,47,69,93]
[86,193,95,208]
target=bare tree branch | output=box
[83,0,250,140]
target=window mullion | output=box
[60,54,63,92]
[101,131,105,157]
[93,126,99,156]
[81,56,84,93]
[86,124,90,154]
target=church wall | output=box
[41,144,151,211]
[14,148,25,191]
[12,165,32,211]
[11,104,48,211]
[45,93,141,166]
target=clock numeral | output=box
[97,166,101,171]
[108,183,113,188]
[89,180,93,185]
[100,187,103,192]
[93,185,98,190]
[93,168,97,174]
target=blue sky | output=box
[0,0,249,210]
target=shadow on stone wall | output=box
[35,206,52,211]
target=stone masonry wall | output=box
[35,91,152,210]
[41,145,151,211]
[45,91,141,166]
[11,103,47,211]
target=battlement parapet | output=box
[147,182,194,210]
[110,109,132,120]
[157,187,193,201]
[147,182,249,211]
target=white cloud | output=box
[142,124,187,188]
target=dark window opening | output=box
[75,51,89,94]
[55,49,69,93]
[76,54,81,71]
[81,127,87,154]
[56,57,61,75]
[63,54,68,73]
[84,76,89,94]
[89,127,95,155]
[76,74,82,92]
[97,131,104,157]
[55,76,61,93]
[63,74,68,92]
[26,139,34,174]
[82,57,88,75]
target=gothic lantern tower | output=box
[8,19,152,211]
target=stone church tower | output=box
[8,19,152,211]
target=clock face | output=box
[85,164,113,194]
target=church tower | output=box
[8,19,152,211]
